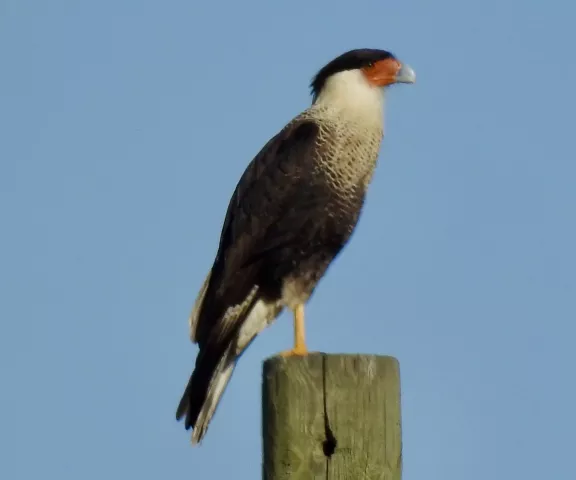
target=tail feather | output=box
[176,347,236,445]
[177,296,281,444]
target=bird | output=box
[176,48,415,445]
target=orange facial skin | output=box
[362,58,403,87]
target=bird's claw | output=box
[278,346,308,357]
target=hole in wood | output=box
[322,430,337,457]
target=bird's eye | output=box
[366,62,374,68]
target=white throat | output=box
[313,69,384,123]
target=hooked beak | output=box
[395,63,416,84]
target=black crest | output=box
[310,48,396,100]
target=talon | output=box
[279,346,308,357]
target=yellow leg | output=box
[279,304,308,357]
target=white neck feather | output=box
[313,69,384,124]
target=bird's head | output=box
[310,49,415,107]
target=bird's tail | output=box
[176,291,272,445]
[176,346,236,445]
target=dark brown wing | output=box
[193,119,324,348]
[177,119,329,433]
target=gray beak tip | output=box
[396,64,416,84]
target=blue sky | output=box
[1,0,575,478]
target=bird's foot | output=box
[279,304,308,357]
[278,346,308,357]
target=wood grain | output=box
[262,354,401,480]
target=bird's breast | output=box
[309,114,383,192]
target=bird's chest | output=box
[315,126,383,191]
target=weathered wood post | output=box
[262,353,402,480]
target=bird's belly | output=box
[274,195,364,310]
[279,253,335,310]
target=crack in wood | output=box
[321,354,337,479]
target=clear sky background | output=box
[1,1,575,479]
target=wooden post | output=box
[262,353,402,480]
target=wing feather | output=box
[193,119,322,349]
[188,271,211,342]
[178,118,329,443]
